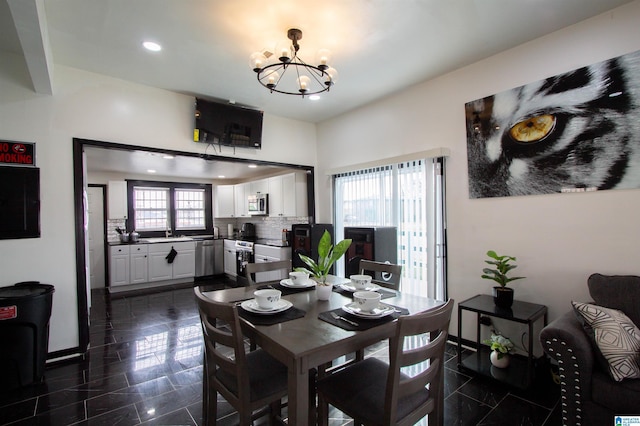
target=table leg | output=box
[288,362,309,426]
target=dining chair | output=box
[245,259,292,285]
[359,259,403,291]
[194,286,289,425]
[316,298,455,426]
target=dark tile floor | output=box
[0,277,561,425]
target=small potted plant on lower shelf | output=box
[481,250,525,308]
[484,333,514,368]
[295,230,351,300]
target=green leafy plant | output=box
[295,230,352,285]
[481,250,525,287]
[483,334,514,359]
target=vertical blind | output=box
[333,158,447,299]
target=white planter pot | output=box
[490,350,510,368]
[316,283,333,301]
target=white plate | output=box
[240,299,293,315]
[280,278,316,288]
[342,302,395,319]
[339,283,380,292]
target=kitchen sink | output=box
[141,237,195,243]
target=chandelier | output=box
[249,28,337,97]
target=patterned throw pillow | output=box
[572,301,640,382]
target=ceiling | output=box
[1,0,633,180]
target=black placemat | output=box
[238,305,306,326]
[318,305,410,331]
[268,282,316,296]
[332,284,398,300]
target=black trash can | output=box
[0,282,55,390]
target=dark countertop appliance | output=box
[240,222,255,239]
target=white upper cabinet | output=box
[268,172,308,217]
[234,183,249,217]
[107,181,128,219]
[214,185,235,218]
[250,178,268,194]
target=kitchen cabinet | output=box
[234,183,249,217]
[148,241,196,282]
[173,243,196,279]
[223,239,237,276]
[129,244,149,284]
[107,181,128,219]
[250,178,268,194]
[254,244,292,283]
[214,185,235,218]
[109,245,130,287]
[268,172,308,217]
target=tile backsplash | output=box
[106,217,309,243]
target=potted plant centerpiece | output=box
[295,230,351,300]
[481,250,525,308]
[484,333,514,368]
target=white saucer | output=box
[342,302,395,319]
[280,278,316,288]
[339,283,380,292]
[240,299,293,315]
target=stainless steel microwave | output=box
[248,193,268,216]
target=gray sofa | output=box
[540,273,640,426]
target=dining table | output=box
[201,278,443,425]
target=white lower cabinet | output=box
[223,240,237,277]
[173,244,196,279]
[253,244,292,283]
[109,245,130,287]
[148,242,196,282]
[109,241,196,288]
[129,245,149,284]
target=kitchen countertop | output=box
[109,236,225,246]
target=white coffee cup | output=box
[353,291,381,312]
[350,274,372,290]
[254,289,281,310]
[289,271,310,286]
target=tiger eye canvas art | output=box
[465,49,640,199]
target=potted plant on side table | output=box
[484,333,514,368]
[481,250,525,308]
[295,230,352,301]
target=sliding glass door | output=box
[333,157,447,299]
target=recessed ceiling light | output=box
[162,155,174,159]
[248,164,257,168]
[309,95,321,101]
[147,169,156,173]
[143,41,162,52]
[218,175,226,179]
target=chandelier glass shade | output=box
[250,28,337,97]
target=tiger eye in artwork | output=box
[509,114,556,143]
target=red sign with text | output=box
[0,306,18,320]
[0,141,35,166]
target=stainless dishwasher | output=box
[195,239,223,277]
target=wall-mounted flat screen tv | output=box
[193,98,263,149]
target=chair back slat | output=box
[359,259,403,291]
[194,287,251,407]
[245,259,292,285]
[384,299,454,425]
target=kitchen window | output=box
[128,180,212,235]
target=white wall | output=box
[316,1,640,343]
[0,55,316,354]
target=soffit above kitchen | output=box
[0,0,633,124]
[84,146,296,181]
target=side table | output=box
[457,294,548,389]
